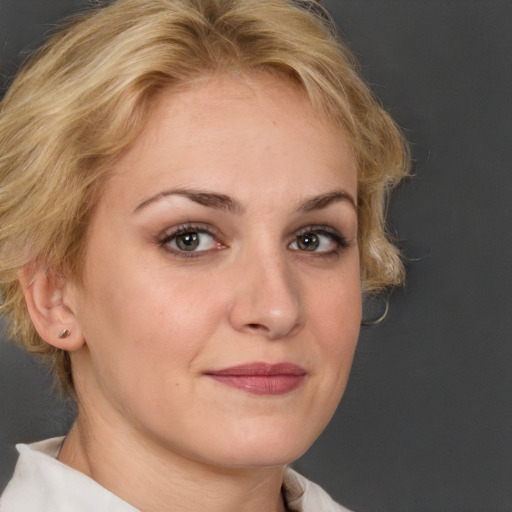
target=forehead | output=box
[105,72,357,209]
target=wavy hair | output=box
[0,0,410,393]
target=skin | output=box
[27,73,362,511]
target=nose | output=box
[228,250,305,340]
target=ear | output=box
[19,265,85,351]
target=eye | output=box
[289,227,347,254]
[173,231,214,251]
[159,224,222,255]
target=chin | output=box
[197,421,320,469]
[207,445,307,469]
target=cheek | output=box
[305,269,362,368]
[77,250,231,380]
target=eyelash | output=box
[292,226,351,256]
[157,223,351,259]
[158,223,221,259]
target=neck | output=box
[59,414,287,512]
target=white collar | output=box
[1,437,350,512]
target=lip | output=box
[205,362,307,396]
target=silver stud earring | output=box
[58,329,70,339]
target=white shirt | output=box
[1,437,352,512]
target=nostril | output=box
[247,323,268,332]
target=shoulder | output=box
[1,438,64,512]
[1,437,137,512]
[283,468,354,512]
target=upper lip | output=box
[205,362,307,376]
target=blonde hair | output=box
[0,0,409,393]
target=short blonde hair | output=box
[0,0,409,393]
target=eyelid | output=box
[160,222,212,239]
[157,222,225,256]
[289,225,352,252]
[156,222,354,260]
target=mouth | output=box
[205,362,307,395]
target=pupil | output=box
[298,233,319,251]
[176,232,199,251]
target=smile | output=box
[205,363,307,395]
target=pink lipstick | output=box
[206,363,306,395]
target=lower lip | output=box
[207,374,306,395]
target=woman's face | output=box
[70,73,361,468]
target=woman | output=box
[0,0,409,510]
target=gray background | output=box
[1,1,511,511]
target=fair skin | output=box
[23,73,361,512]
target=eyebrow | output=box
[133,187,356,215]
[298,190,357,213]
[133,188,245,215]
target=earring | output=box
[361,294,390,326]
[58,329,71,339]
